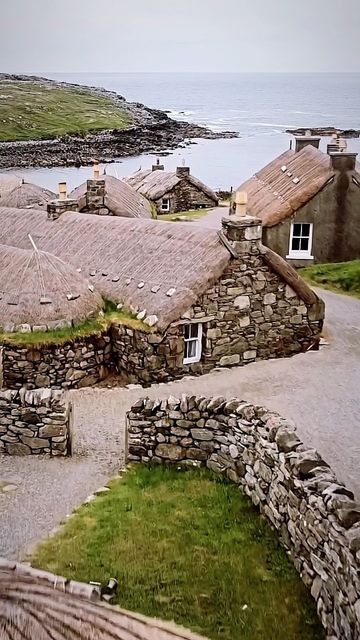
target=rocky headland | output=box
[0,74,238,169]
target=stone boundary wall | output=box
[2,334,112,390]
[0,388,71,456]
[127,394,360,640]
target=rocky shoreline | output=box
[0,74,238,169]
[287,126,360,138]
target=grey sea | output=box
[3,72,360,190]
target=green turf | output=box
[300,260,360,298]
[159,208,211,222]
[32,466,324,640]
[0,301,149,347]
[0,80,132,141]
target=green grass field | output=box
[300,260,360,298]
[160,208,211,222]
[0,80,132,141]
[32,466,323,640]
[0,301,149,347]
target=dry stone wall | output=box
[0,388,71,456]
[127,394,360,640]
[2,335,111,390]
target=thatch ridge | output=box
[0,559,208,640]
[0,208,230,331]
[70,174,152,219]
[0,207,320,330]
[0,242,103,330]
[0,182,56,209]
[237,146,336,226]
[125,168,218,202]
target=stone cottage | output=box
[234,136,360,266]
[0,204,324,388]
[125,161,218,214]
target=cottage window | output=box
[287,222,313,259]
[183,323,202,364]
[161,197,170,212]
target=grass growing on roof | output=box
[300,260,360,298]
[32,466,324,640]
[0,300,149,346]
[0,80,132,142]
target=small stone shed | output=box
[125,163,218,214]
[0,205,324,389]
[235,136,360,266]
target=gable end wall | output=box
[112,251,323,384]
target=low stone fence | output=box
[127,395,360,640]
[0,388,71,456]
[2,334,111,390]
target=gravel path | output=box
[0,288,359,559]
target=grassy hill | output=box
[300,260,360,298]
[0,79,132,141]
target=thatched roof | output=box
[70,175,152,218]
[0,207,321,331]
[0,208,230,331]
[236,145,335,227]
[0,182,56,209]
[0,174,22,199]
[0,241,103,331]
[0,559,208,640]
[125,169,218,203]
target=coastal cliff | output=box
[0,74,237,169]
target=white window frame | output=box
[160,197,170,212]
[287,222,314,259]
[183,323,202,364]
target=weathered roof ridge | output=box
[237,145,336,227]
[0,241,103,331]
[70,174,152,219]
[125,167,217,202]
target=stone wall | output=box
[155,178,217,214]
[127,395,360,640]
[0,388,71,456]
[111,220,323,384]
[2,334,111,390]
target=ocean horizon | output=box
[3,71,360,190]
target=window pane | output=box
[190,323,199,338]
[293,223,302,236]
[302,223,310,236]
[292,237,300,250]
[184,325,191,339]
[185,339,197,359]
[300,238,309,250]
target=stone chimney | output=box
[47,182,78,220]
[295,136,321,153]
[327,135,347,156]
[329,152,357,171]
[176,166,190,178]
[221,214,262,256]
[86,165,106,213]
[152,158,164,172]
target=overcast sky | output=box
[1,0,359,73]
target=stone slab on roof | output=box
[237,145,337,226]
[0,207,230,331]
[0,241,103,330]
